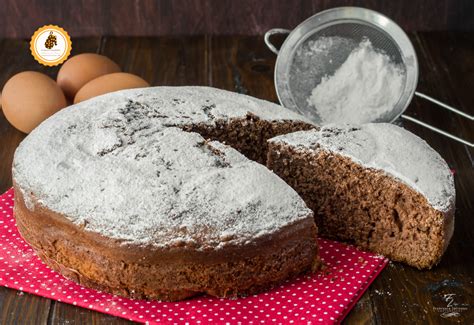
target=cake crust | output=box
[14,184,320,301]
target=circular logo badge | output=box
[30,25,72,66]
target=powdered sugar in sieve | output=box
[265,7,473,147]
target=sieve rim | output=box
[273,7,419,125]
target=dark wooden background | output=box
[0,32,473,324]
[0,1,473,323]
[0,0,473,38]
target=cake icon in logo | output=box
[30,25,71,66]
[44,31,57,49]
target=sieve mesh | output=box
[287,22,407,124]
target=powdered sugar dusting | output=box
[307,39,406,124]
[13,86,314,249]
[270,124,455,212]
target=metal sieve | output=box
[265,7,473,147]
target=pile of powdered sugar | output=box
[307,39,406,124]
[306,36,352,56]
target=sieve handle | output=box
[415,92,474,121]
[264,28,291,55]
[401,114,473,148]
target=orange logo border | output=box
[30,25,72,67]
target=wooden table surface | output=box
[0,33,472,324]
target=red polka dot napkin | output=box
[0,188,388,324]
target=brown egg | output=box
[74,72,150,104]
[57,53,121,99]
[2,71,67,133]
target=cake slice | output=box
[267,124,455,269]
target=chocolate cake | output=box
[12,86,320,301]
[267,124,455,269]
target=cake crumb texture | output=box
[268,124,455,269]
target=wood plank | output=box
[48,301,134,325]
[342,291,376,325]
[209,35,278,101]
[100,36,207,87]
[0,290,50,324]
[1,0,474,38]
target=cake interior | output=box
[267,142,447,269]
[184,113,315,164]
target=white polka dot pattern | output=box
[0,188,388,324]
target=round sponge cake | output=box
[12,86,320,301]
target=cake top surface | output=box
[270,123,455,212]
[13,86,313,249]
